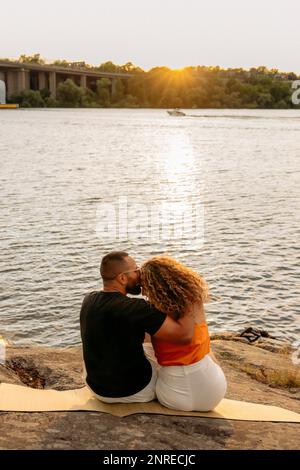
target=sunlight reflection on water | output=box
[0,108,299,346]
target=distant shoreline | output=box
[1,59,299,109]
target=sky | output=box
[1,0,299,72]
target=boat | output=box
[167,108,186,116]
[0,104,19,109]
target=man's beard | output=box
[126,283,142,295]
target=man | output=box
[80,251,194,403]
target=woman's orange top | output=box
[152,322,210,366]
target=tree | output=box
[10,90,45,107]
[80,87,97,107]
[97,61,120,72]
[45,97,58,107]
[119,62,143,73]
[57,79,82,107]
[159,88,182,108]
[96,78,111,107]
[52,60,72,68]
[256,92,273,108]
[122,94,139,107]
[19,54,45,64]
[40,88,51,100]
[270,82,290,105]
[111,79,125,104]
[127,75,147,105]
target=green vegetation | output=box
[18,53,45,65]
[3,54,299,109]
[10,89,46,107]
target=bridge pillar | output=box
[111,78,117,98]
[80,75,87,88]
[49,71,56,99]
[38,71,47,90]
[18,69,30,94]
[6,71,18,97]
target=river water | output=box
[0,108,299,346]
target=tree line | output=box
[3,54,299,109]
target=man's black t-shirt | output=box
[80,291,166,397]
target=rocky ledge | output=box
[0,332,299,450]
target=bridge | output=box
[0,60,133,101]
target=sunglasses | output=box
[120,267,140,275]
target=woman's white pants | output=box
[156,354,227,412]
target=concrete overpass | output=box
[0,60,133,100]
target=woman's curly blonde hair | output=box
[140,256,209,318]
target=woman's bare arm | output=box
[152,310,194,344]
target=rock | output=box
[211,341,300,403]
[0,365,24,386]
[210,331,292,354]
[0,339,299,450]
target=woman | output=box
[140,256,227,412]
